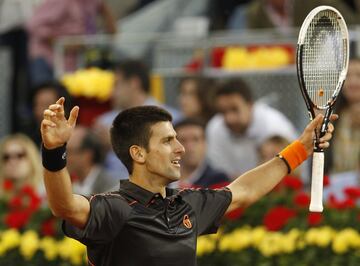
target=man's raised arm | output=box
[226,114,337,212]
[41,97,89,229]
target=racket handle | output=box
[309,152,324,212]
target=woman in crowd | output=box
[178,76,217,124]
[0,133,43,195]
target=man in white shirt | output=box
[206,78,298,179]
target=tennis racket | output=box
[296,6,349,212]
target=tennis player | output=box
[41,97,335,266]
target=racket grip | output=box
[309,152,324,212]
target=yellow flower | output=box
[0,229,21,251]
[40,237,58,261]
[251,226,266,248]
[58,237,86,265]
[332,228,360,254]
[19,230,39,260]
[197,236,216,256]
[218,227,252,252]
[258,232,283,257]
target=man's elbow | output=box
[228,185,259,209]
[49,203,77,220]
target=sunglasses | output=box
[2,152,26,162]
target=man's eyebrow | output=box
[161,134,176,141]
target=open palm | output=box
[41,97,79,149]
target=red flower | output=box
[344,187,360,199]
[294,192,310,208]
[5,210,31,229]
[328,194,356,209]
[263,206,297,231]
[41,218,56,236]
[8,196,23,209]
[3,180,13,191]
[225,207,244,221]
[28,193,42,212]
[282,176,303,191]
[21,185,36,197]
[323,175,330,187]
[308,212,323,226]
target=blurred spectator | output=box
[258,135,301,178]
[178,76,217,124]
[67,126,118,196]
[0,0,39,131]
[104,0,138,20]
[20,81,72,147]
[173,118,230,188]
[206,78,298,178]
[326,58,360,174]
[26,0,117,85]
[208,0,251,30]
[228,0,360,32]
[93,59,182,180]
[0,133,43,195]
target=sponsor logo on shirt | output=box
[183,214,192,229]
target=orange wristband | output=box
[277,140,308,173]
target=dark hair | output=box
[174,117,206,132]
[80,130,104,164]
[31,80,73,114]
[110,105,172,174]
[115,59,150,93]
[215,78,253,103]
[179,76,217,123]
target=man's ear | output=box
[129,145,146,164]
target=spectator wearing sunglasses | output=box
[0,134,43,195]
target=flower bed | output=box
[197,175,360,265]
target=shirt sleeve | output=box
[62,194,131,245]
[180,188,232,236]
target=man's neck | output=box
[129,173,167,198]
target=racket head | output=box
[296,5,349,117]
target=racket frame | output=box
[296,6,349,212]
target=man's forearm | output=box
[43,168,76,218]
[44,167,90,229]
[227,157,288,211]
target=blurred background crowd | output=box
[0,0,359,264]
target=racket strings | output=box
[302,10,345,108]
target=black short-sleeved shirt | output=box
[63,180,232,266]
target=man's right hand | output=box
[41,97,79,149]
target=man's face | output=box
[216,94,253,134]
[144,122,185,183]
[176,125,206,170]
[111,71,133,109]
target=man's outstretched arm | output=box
[41,97,89,229]
[226,114,336,212]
